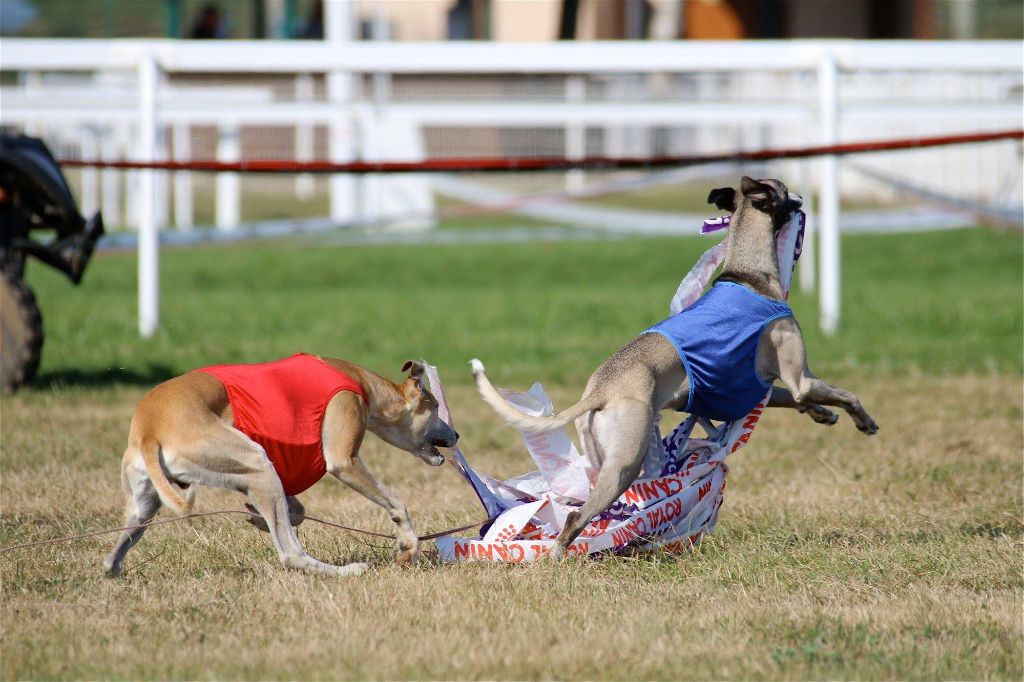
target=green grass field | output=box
[2,227,1021,679]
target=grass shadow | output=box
[33,364,176,389]
[959,520,1023,539]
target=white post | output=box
[101,127,122,228]
[137,52,160,338]
[565,75,585,193]
[325,0,358,225]
[294,74,315,200]
[266,0,288,37]
[362,5,391,224]
[155,123,170,229]
[951,0,977,39]
[817,51,840,336]
[216,122,241,229]
[370,5,392,99]
[605,75,627,158]
[125,135,139,232]
[173,121,194,229]
[650,0,682,40]
[22,72,42,137]
[359,106,381,225]
[79,126,99,218]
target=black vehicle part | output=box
[0,271,43,393]
[0,133,104,392]
[0,133,105,283]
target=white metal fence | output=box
[1,38,1021,337]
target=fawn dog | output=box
[472,177,878,560]
[104,355,457,577]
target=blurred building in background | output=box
[2,0,1020,237]
[4,0,1021,40]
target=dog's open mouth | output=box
[423,446,446,466]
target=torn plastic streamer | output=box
[429,211,805,562]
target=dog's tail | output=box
[470,359,603,435]
[138,436,195,516]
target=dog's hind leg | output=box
[104,450,163,577]
[550,399,653,561]
[244,495,305,533]
[179,425,368,577]
[575,411,604,471]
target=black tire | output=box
[1,271,44,393]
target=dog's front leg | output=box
[322,393,419,565]
[329,457,419,565]
[767,386,838,426]
[762,318,879,435]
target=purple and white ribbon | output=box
[701,215,731,234]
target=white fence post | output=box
[817,51,841,336]
[22,71,42,136]
[101,126,122,228]
[137,51,160,338]
[325,0,358,225]
[216,122,241,229]
[294,73,315,200]
[173,121,194,229]
[565,75,586,192]
[79,125,99,218]
[359,106,381,225]
[155,123,170,229]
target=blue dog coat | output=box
[644,281,793,422]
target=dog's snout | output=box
[788,192,804,208]
[431,425,458,448]
[444,424,459,446]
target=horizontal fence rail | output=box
[57,130,1024,174]
[2,38,1020,73]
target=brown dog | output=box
[104,356,457,578]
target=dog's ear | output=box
[401,360,425,379]
[401,360,426,399]
[707,187,736,212]
[740,176,778,211]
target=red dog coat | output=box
[197,354,367,495]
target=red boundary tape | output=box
[60,129,1022,174]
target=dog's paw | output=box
[544,545,565,562]
[845,404,879,435]
[339,562,370,577]
[855,414,879,436]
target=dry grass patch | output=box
[1,375,1021,680]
